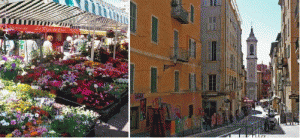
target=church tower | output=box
[246,26,258,101]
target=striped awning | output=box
[0,0,128,31]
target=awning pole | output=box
[113,22,118,59]
[91,16,96,61]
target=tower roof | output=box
[247,26,257,42]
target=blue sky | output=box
[236,0,281,67]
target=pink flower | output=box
[81,88,93,96]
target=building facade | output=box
[257,64,272,100]
[278,0,299,114]
[130,0,202,135]
[246,27,258,101]
[200,0,243,119]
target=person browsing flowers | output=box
[42,35,54,56]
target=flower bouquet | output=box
[106,30,115,38]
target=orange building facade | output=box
[130,0,202,136]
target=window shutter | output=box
[189,73,191,91]
[190,5,194,23]
[151,68,157,93]
[130,2,136,33]
[152,17,158,43]
[216,74,220,91]
[130,64,134,94]
[194,74,196,91]
[208,42,212,61]
[189,39,192,57]
[175,71,179,92]
[216,42,220,61]
[213,17,216,30]
[193,41,196,58]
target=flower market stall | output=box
[0,0,129,136]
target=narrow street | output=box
[189,105,299,137]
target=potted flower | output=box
[106,30,115,38]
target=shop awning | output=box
[0,24,80,34]
[0,0,128,31]
[80,29,106,35]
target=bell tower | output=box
[246,26,258,101]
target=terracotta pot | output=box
[50,89,56,95]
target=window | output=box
[175,71,179,92]
[152,16,158,43]
[130,2,137,33]
[189,39,196,58]
[189,105,193,118]
[210,0,217,6]
[287,45,290,58]
[189,73,196,92]
[250,44,254,55]
[288,20,289,37]
[130,64,135,94]
[209,75,216,91]
[174,30,179,58]
[230,55,234,69]
[190,5,194,23]
[151,67,157,93]
[211,41,217,61]
[208,17,216,30]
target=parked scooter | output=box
[264,109,277,132]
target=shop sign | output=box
[289,94,299,99]
[134,93,144,100]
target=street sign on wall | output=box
[289,94,299,99]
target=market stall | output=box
[0,0,129,136]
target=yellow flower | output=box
[6,133,12,137]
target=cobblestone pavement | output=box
[94,103,129,137]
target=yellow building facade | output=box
[130,0,202,136]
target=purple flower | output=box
[21,126,26,129]
[2,56,7,61]
[16,114,20,119]
[24,134,31,137]
[11,63,16,69]
[10,120,16,125]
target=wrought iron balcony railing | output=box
[171,4,189,24]
[170,47,189,62]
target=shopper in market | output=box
[24,35,38,64]
[42,35,54,56]
[76,35,86,53]
[63,36,73,53]
[0,34,15,56]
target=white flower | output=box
[73,82,78,86]
[48,130,56,134]
[68,71,71,75]
[31,65,35,69]
[3,122,9,126]
[94,84,98,89]
[21,115,25,120]
[0,60,5,65]
[0,119,6,124]
[35,113,39,118]
[20,64,25,69]
[0,112,7,117]
[21,71,28,76]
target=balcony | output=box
[171,4,189,24]
[170,47,189,62]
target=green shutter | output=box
[189,73,191,91]
[193,41,196,58]
[189,39,192,57]
[194,74,196,91]
[152,17,158,43]
[130,2,136,33]
[175,71,179,92]
[151,68,157,93]
[130,64,134,94]
[191,5,194,23]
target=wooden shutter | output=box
[130,64,134,94]
[189,73,191,91]
[193,41,196,58]
[152,17,158,43]
[208,42,212,61]
[190,5,194,23]
[189,39,192,58]
[151,67,157,93]
[130,2,136,33]
[174,30,179,58]
[175,71,179,92]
